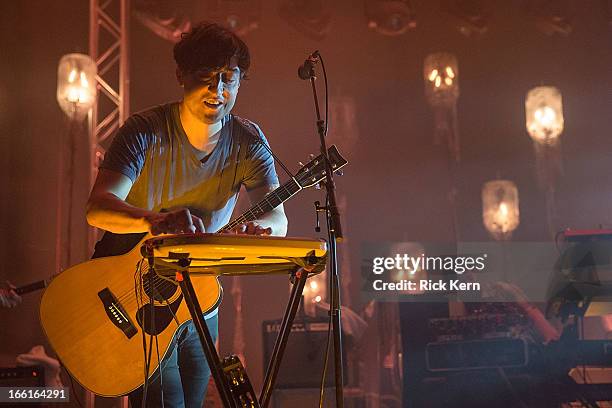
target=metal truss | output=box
[88,0,130,251]
[88,1,130,404]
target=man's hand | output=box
[146,208,206,235]
[228,221,272,236]
[0,281,22,308]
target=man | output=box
[86,22,287,408]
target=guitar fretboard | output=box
[15,280,47,296]
[220,178,302,232]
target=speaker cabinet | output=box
[262,317,345,389]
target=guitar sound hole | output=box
[142,272,178,302]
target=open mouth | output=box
[204,99,223,109]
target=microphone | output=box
[297,50,320,80]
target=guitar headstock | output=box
[294,145,348,189]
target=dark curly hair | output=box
[173,22,250,77]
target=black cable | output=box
[136,263,147,408]
[155,334,165,408]
[318,303,333,408]
[143,264,157,408]
[67,371,84,408]
[143,333,154,408]
[315,52,333,408]
[244,51,334,184]
[135,260,152,408]
[554,229,565,254]
[64,114,79,266]
[497,367,528,408]
[316,194,335,408]
[149,267,165,408]
[317,53,329,138]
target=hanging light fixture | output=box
[424,52,461,161]
[524,0,573,36]
[133,0,192,43]
[388,242,426,295]
[424,52,459,106]
[56,54,96,120]
[525,86,564,146]
[365,0,416,36]
[202,0,262,36]
[441,0,488,37]
[278,0,331,40]
[482,180,520,241]
[525,86,563,236]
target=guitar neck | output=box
[221,178,302,232]
[15,280,48,296]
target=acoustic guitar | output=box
[39,146,346,397]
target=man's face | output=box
[180,65,241,125]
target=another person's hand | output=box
[16,345,63,387]
[0,281,22,308]
[228,221,271,236]
[146,208,205,235]
[492,282,560,344]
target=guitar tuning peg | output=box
[298,161,304,167]
[335,169,344,176]
[309,153,315,160]
[314,183,321,190]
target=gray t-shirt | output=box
[93,102,279,257]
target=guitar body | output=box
[39,235,222,397]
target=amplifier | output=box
[262,317,344,389]
[271,388,335,408]
[0,366,45,387]
[426,338,529,371]
[563,229,612,242]
[428,312,528,342]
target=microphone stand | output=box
[303,53,345,408]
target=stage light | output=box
[525,86,563,236]
[133,0,192,43]
[56,54,96,120]
[424,52,460,161]
[524,0,572,36]
[365,0,416,36]
[278,0,331,40]
[482,180,520,240]
[441,0,488,37]
[424,53,459,106]
[302,271,326,316]
[525,86,564,145]
[203,0,262,36]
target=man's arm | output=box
[493,282,560,344]
[241,184,288,237]
[86,168,205,234]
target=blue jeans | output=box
[129,313,219,408]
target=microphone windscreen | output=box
[298,61,314,80]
